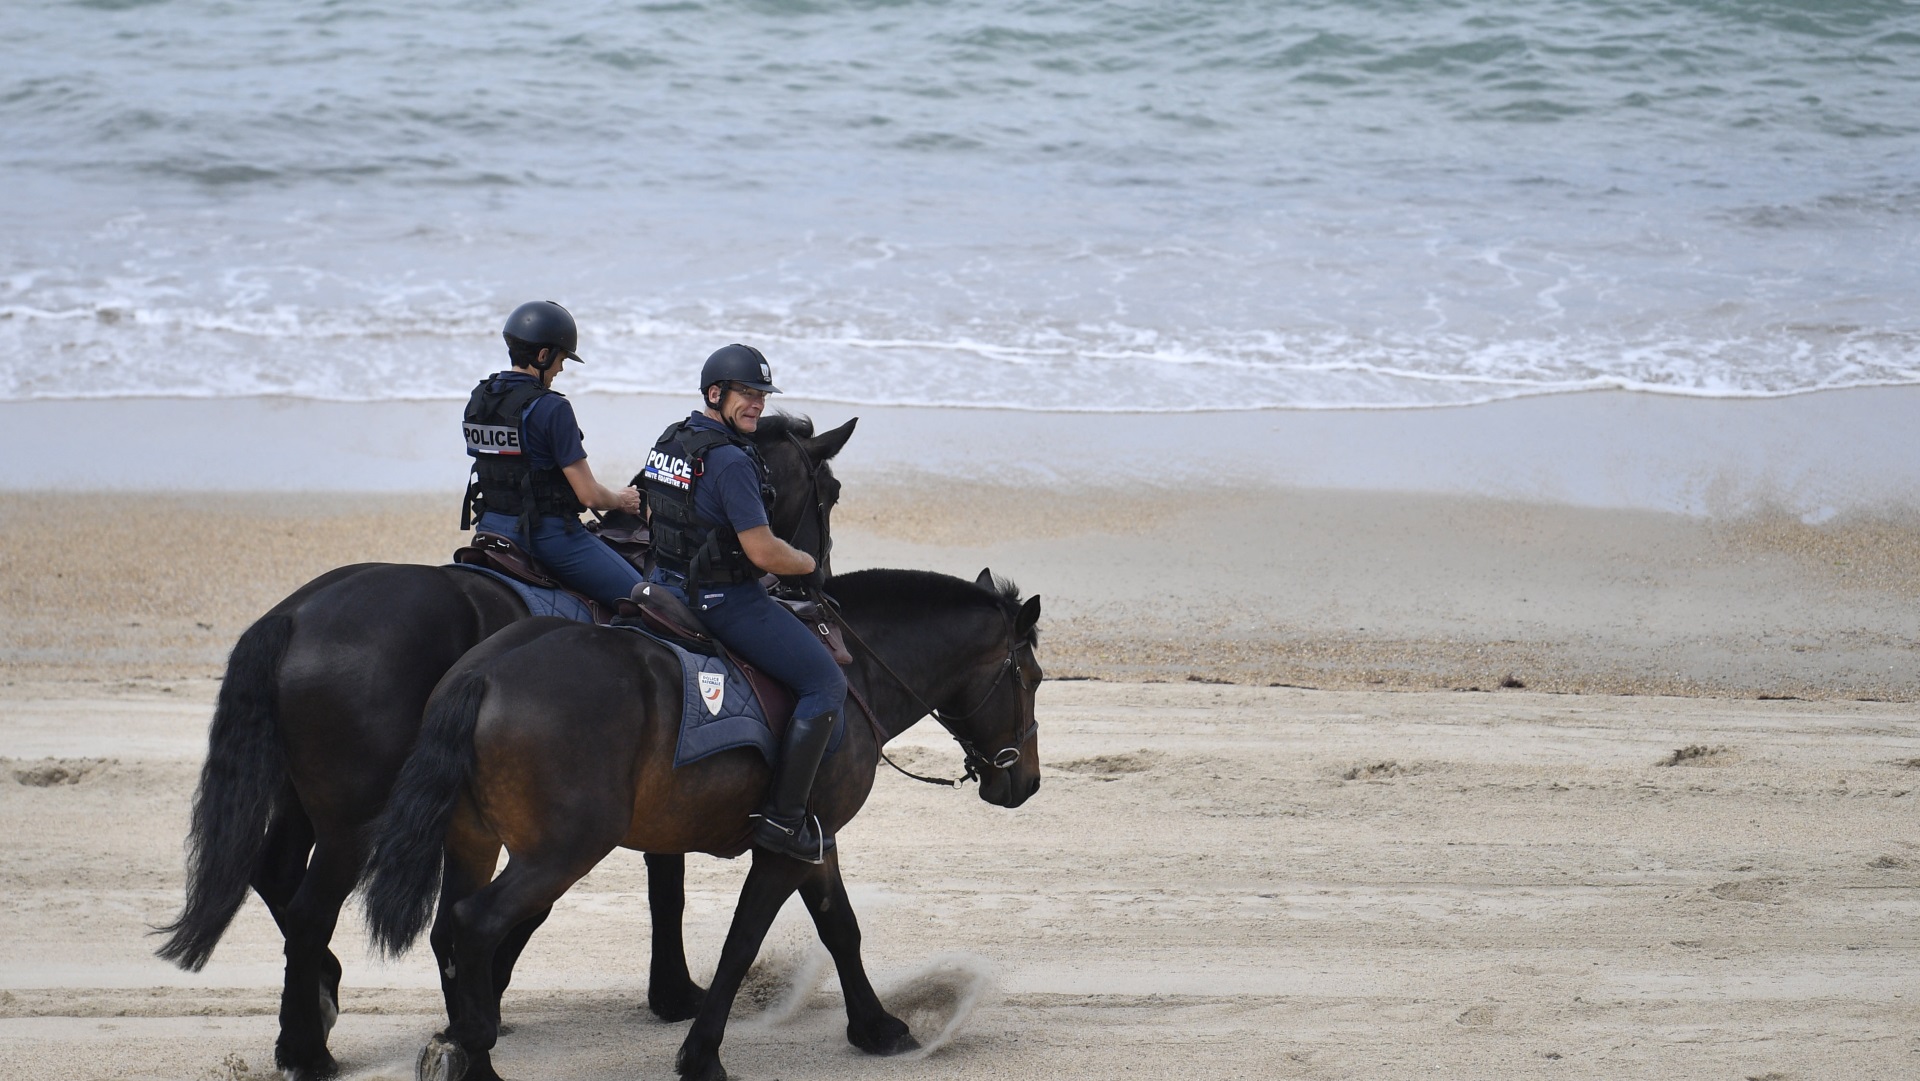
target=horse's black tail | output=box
[361,671,487,958]
[154,611,294,971]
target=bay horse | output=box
[360,567,1042,1081]
[154,414,854,1081]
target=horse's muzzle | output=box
[979,766,1040,809]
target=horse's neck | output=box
[840,614,969,746]
[847,670,921,748]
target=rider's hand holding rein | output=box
[524,349,643,517]
[461,300,647,608]
[639,343,842,864]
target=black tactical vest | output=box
[640,418,774,589]
[460,375,587,535]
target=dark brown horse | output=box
[360,568,1042,1081]
[155,414,854,1081]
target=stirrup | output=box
[749,811,834,865]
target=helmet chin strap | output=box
[707,383,744,434]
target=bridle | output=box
[934,644,1039,777]
[779,431,833,578]
[836,617,1040,787]
[774,429,1037,786]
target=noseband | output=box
[934,645,1039,780]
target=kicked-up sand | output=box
[1,477,1918,1079]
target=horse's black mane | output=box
[829,568,1037,647]
[753,412,814,444]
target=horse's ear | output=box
[803,417,857,462]
[1016,595,1041,636]
[974,568,994,589]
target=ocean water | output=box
[4,0,1918,411]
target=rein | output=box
[775,430,1035,787]
[834,616,1036,788]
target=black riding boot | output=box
[750,711,837,864]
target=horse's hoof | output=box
[849,1016,919,1056]
[416,1035,469,1081]
[648,980,708,1023]
[275,1046,340,1081]
[673,1043,727,1081]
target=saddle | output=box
[454,529,851,739]
[616,582,853,741]
[452,532,614,624]
[584,512,652,573]
[621,582,851,666]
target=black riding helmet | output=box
[502,300,581,370]
[700,343,780,403]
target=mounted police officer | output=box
[641,344,846,864]
[462,300,645,607]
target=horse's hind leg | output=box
[274,836,361,1081]
[440,857,595,1081]
[250,788,311,933]
[675,851,813,1081]
[427,813,503,1056]
[799,852,917,1055]
[491,905,550,1001]
[252,799,347,1057]
[644,852,706,1021]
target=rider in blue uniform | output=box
[641,344,846,864]
[461,300,645,608]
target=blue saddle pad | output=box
[612,623,843,769]
[445,564,596,623]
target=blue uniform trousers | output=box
[659,575,847,722]
[476,511,644,609]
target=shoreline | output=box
[5,385,1920,516]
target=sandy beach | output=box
[12,1,1920,1074]
[7,466,1920,698]
[3,395,1920,1079]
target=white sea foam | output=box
[4,0,1917,410]
[7,294,1914,411]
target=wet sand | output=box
[9,386,1920,518]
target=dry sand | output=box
[1,485,1918,1079]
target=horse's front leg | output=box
[799,850,918,1055]
[675,851,812,1081]
[645,852,707,1021]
